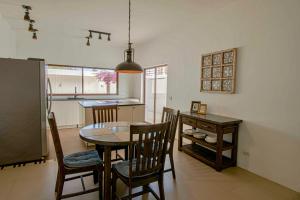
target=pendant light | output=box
[115,0,143,73]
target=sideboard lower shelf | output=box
[182,134,233,151]
[181,144,234,170]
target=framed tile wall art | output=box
[200,48,237,93]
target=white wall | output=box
[136,0,300,192]
[0,13,16,57]
[15,31,135,99]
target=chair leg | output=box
[128,186,132,200]
[98,168,103,200]
[112,171,117,200]
[125,147,129,160]
[158,175,165,200]
[55,171,59,192]
[169,153,176,179]
[56,174,65,200]
[93,170,99,184]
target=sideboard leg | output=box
[216,126,224,171]
[178,116,183,151]
[231,126,239,166]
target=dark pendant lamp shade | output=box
[116,45,143,73]
[115,61,143,73]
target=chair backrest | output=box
[129,122,170,178]
[161,107,180,145]
[92,105,118,123]
[47,112,64,171]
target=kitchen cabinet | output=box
[84,105,145,125]
[118,106,133,122]
[118,105,145,123]
[50,101,83,128]
[132,105,146,123]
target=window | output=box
[47,64,118,95]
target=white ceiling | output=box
[0,0,235,46]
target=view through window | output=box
[47,64,118,95]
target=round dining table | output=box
[79,121,144,200]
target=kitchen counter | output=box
[78,99,144,108]
[79,99,145,125]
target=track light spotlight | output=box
[89,31,92,38]
[108,34,111,41]
[86,37,90,46]
[24,11,30,21]
[32,29,38,40]
[22,5,31,21]
[32,32,37,40]
[28,20,35,32]
[99,33,102,40]
[28,23,34,32]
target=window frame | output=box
[47,63,119,96]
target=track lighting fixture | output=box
[22,5,39,40]
[22,5,31,21]
[86,30,111,45]
[28,20,35,32]
[86,37,90,46]
[32,29,38,40]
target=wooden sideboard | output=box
[178,112,242,171]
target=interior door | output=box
[144,65,168,123]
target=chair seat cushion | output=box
[113,159,159,179]
[64,150,102,168]
[113,160,137,178]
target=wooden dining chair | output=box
[48,112,103,200]
[92,105,128,161]
[112,122,171,200]
[161,107,180,179]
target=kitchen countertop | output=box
[78,99,144,108]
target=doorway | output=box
[144,65,168,123]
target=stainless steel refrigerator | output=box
[0,58,49,166]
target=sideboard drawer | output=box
[182,117,197,127]
[197,121,217,132]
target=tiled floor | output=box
[0,128,299,200]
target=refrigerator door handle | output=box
[47,78,53,115]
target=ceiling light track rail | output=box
[22,5,38,40]
[85,29,111,46]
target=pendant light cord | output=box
[128,0,131,45]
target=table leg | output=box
[104,146,111,200]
